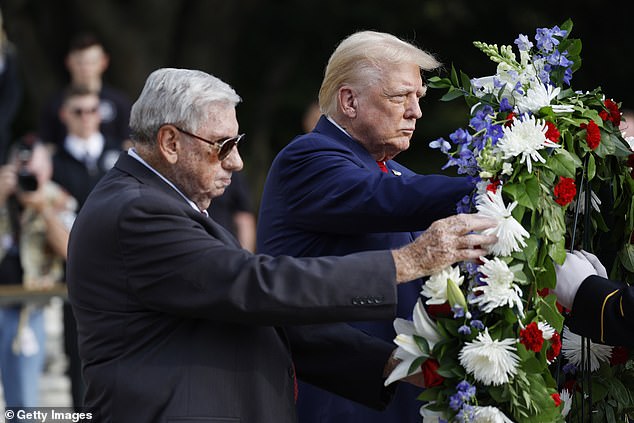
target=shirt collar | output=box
[325,115,354,140]
[64,133,105,162]
[127,148,203,213]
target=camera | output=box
[15,142,38,192]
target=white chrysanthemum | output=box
[473,405,514,423]
[624,135,634,151]
[495,114,561,173]
[561,326,612,372]
[420,265,463,305]
[560,389,573,417]
[470,257,524,316]
[537,321,555,341]
[516,82,560,114]
[459,328,520,386]
[385,299,441,385]
[476,189,530,257]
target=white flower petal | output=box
[459,328,519,386]
[413,299,442,344]
[476,190,529,256]
[384,357,420,386]
[393,318,415,337]
[473,406,514,423]
[421,265,464,305]
[562,326,612,372]
[494,114,560,174]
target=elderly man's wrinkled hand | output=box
[393,214,497,283]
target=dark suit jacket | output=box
[67,151,402,423]
[257,116,474,423]
[568,275,634,347]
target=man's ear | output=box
[338,87,358,118]
[156,125,180,164]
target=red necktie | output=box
[377,161,388,173]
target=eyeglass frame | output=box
[171,125,245,161]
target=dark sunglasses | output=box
[71,107,99,117]
[174,126,244,161]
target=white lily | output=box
[385,299,441,386]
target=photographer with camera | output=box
[0,135,76,407]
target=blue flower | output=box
[514,34,533,51]
[456,404,475,422]
[458,325,471,335]
[470,319,485,330]
[535,26,567,52]
[429,137,452,153]
[499,97,513,112]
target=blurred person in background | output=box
[257,31,476,423]
[0,9,22,164]
[51,85,122,409]
[0,135,76,407]
[39,32,131,150]
[207,171,257,252]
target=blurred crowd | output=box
[0,9,260,409]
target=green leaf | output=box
[619,244,634,273]
[417,386,442,402]
[536,295,564,331]
[587,153,596,181]
[549,149,581,178]
[427,76,453,89]
[440,88,466,102]
[413,334,430,356]
[504,176,540,210]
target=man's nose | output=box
[222,147,243,172]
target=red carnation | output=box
[505,112,516,127]
[520,322,544,352]
[545,121,561,143]
[610,346,629,365]
[601,99,621,127]
[421,358,444,388]
[580,121,601,150]
[553,177,577,206]
[552,393,562,407]
[426,303,451,318]
[547,332,562,362]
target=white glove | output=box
[578,250,608,278]
[554,250,599,309]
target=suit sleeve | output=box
[114,195,398,326]
[567,275,634,346]
[272,137,473,234]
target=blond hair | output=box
[318,31,441,116]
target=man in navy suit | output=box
[67,68,496,423]
[258,31,476,423]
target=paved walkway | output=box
[0,297,73,409]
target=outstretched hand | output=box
[393,214,498,283]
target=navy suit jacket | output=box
[68,151,405,423]
[257,116,474,423]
